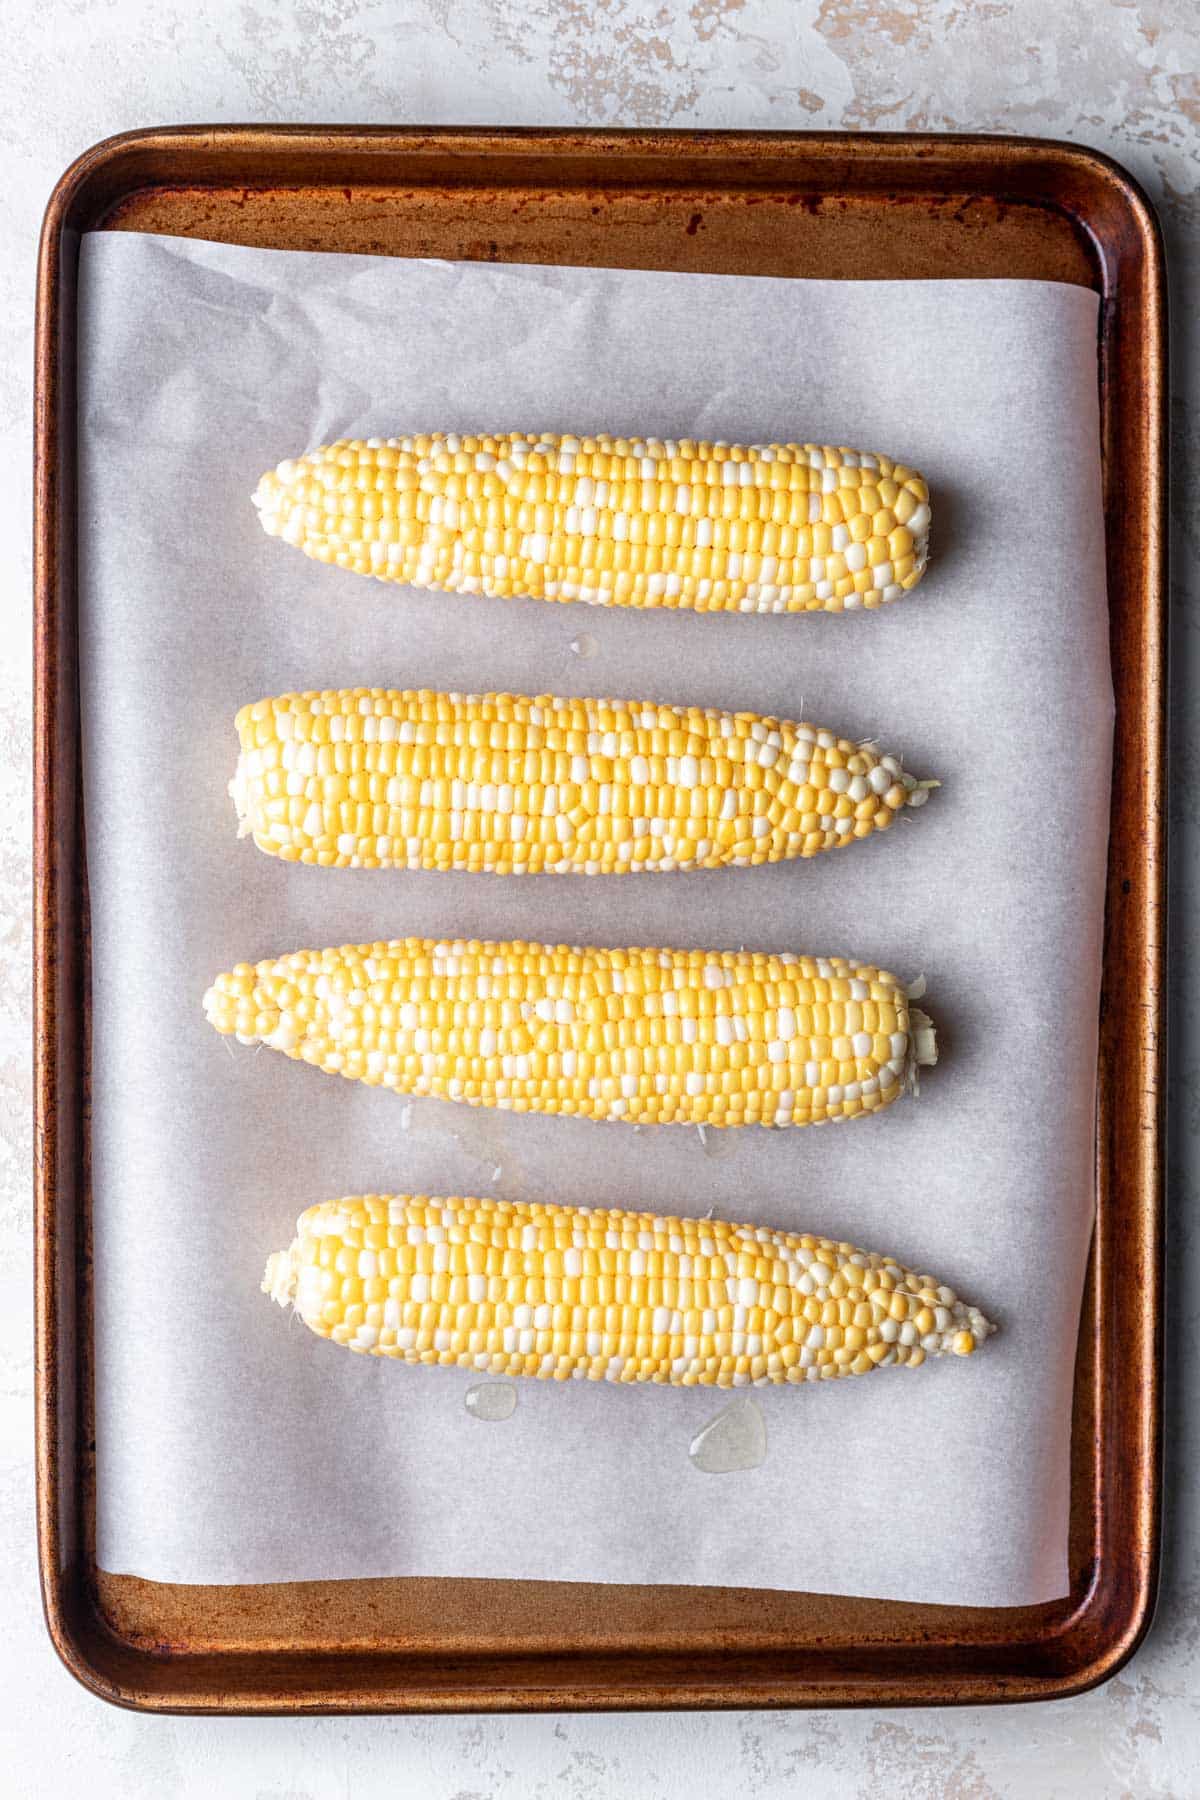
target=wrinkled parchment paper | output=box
[78,235,1110,1604]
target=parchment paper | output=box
[79,234,1110,1606]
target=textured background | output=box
[5,1,1196,1793]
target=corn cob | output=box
[253,433,930,615]
[231,687,933,873]
[263,1193,992,1386]
[204,939,935,1128]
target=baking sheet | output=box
[78,234,1110,1607]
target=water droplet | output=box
[689,1397,767,1473]
[569,632,598,658]
[490,1164,503,1184]
[465,1380,517,1422]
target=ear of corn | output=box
[253,433,930,616]
[263,1193,992,1386]
[204,939,935,1128]
[231,687,933,873]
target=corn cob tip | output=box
[252,465,289,539]
[263,1247,299,1308]
[251,471,272,519]
[229,757,253,839]
[910,1007,938,1068]
[946,1303,997,1356]
[904,777,940,810]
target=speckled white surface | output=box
[5,1,1197,1793]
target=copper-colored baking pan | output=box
[34,127,1165,1713]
